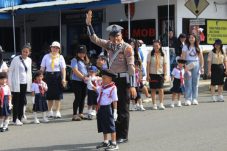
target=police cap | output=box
[106,24,124,37]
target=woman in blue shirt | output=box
[71,45,89,121]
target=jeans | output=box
[184,61,200,101]
[170,52,176,72]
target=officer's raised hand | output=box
[86,10,92,25]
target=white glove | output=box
[113,109,118,121]
[9,103,13,110]
[88,79,93,87]
[32,96,35,104]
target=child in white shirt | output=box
[170,59,186,108]
[31,70,49,124]
[86,66,101,120]
[93,69,119,151]
[0,72,12,132]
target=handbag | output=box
[224,78,227,91]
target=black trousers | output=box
[114,77,130,139]
[12,84,27,122]
[72,80,87,115]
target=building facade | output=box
[0,0,226,60]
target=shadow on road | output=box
[4,142,99,151]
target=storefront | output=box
[105,0,227,47]
[0,0,226,58]
[0,0,119,64]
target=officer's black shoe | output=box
[1,127,8,132]
[116,138,128,144]
[0,127,3,132]
[96,142,110,149]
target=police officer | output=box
[86,10,137,143]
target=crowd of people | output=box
[0,10,226,151]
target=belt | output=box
[186,60,198,62]
[116,72,128,78]
[46,71,60,75]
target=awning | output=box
[0,0,141,15]
[0,0,99,13]
[0,0,123,14]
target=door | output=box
[158,5,175,46]
[31,26,59,65]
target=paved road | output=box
[1,80,227,151]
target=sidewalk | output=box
[164,79,210,93]
[24,79,211,113]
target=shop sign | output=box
[207,20,227,44]
[190,18,205,26]
[0,0,22,8]
[62,10,103,24]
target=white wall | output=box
[104,0,227,42]
[176,0,227,36]
[1,0,226,51]
[104,0,177,40]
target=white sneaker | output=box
[170,102,175,108]
[185,100,191,106]
[177,101,182,107]
[90,110,96,116]
[42,117,49,123]
[15,119,23,126]
[131,104,138,111]
[152,104,158,110]
[159,103,165,110]
[192,99,199,105]
[143,98,151,103]
[212,96,217,102]
[34,118,40,124]
[217,95,224,102]
[21,118,30,124]
[23,115,27,120]
[47,111,54,118]
[129,103,135,111]
[55,111,61,118]
[137,105,146,111]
